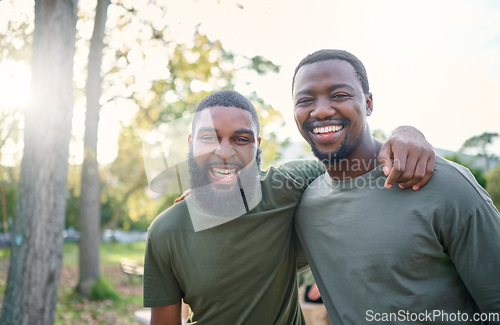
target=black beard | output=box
[303,118,354,166]
[187,147,261,217]
[308,132,353,167]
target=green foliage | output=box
[65,188,80,229]
[0,20,33,63]
[444,154,487,188]
[486,165,500,211]
[90,276,121,301]
[298,269,315,287]
[249,55,280,75]
[0,247,10,259]
[460,132,499,170]
[55,284,142,325]
[372,128,388,141]
[0,180,18,232]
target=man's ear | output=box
[188,133,193,145]
[257,136,261,147]
[365,93,373,116]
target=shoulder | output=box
[260,159,325,186]
[148,200,192,238]
[432,156,492,204]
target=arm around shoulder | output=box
[151,303,182,325]
[378,125,435,191]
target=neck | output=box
[325,136,382,180]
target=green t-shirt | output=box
[144,159,324,325]
[295,156,500,324]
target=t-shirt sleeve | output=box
[277,159,325,191]
[293,228,309,271]
[447,200,500,313]
[143,230,183,307]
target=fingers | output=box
[399,150,435,190]
[377,142,393,179]
[384,148,436,191]
[379,125,436,190]
[384,155,406,189]
[307,283,321,300]
[174,189,192,204]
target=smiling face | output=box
[293,59,373,165]
[189,105,261,193]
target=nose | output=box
[310,97,336,120]
[214,138,236,160]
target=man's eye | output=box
[332,93,351,100]
[235,137,250,144]
[201,135,217,142]
[296,98,313,106]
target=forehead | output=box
[293,60,360,95]
[194,106,256,134]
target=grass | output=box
[0,241,147,325]
[62,241,146,266]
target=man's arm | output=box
[151,303,182,325]
[378,126,435,191]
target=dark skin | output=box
[293,59,434,187]
[293,58,436,304]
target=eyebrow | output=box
[294,83,355,98]
[197,127,216,133]
[196,127,256,136]
[233,128,256,136]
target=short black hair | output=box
[193,89,260,135]
[292,49,370,95]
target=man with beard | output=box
[143,90,436,324]
[293,49,500,324]
[185,105,263,230]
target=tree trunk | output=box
[77,0,110,297]
[0,0,77,324]
[1,183,7,234]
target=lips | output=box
[312,125,343,134]
[307,122,345,145]
[208,164,240,185]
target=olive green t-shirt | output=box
[295,156,500,324]
[144,159,324,325]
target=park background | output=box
[0,0,500,324]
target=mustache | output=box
[302,117,349,130]
[205,161,246,169]
[191,157,246,170]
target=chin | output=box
[210,182,238,192]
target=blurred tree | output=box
[0,109,21,233]
[77,0,111,298]
[486,165,500,211]
[0,1,78,324]
[444,154,487,188]
[460,132,499,171]
[0,7,33,233]
[0,168,18,234]
[65,164,82,230]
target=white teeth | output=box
[212,167,237,178]
[313,125,343,134]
